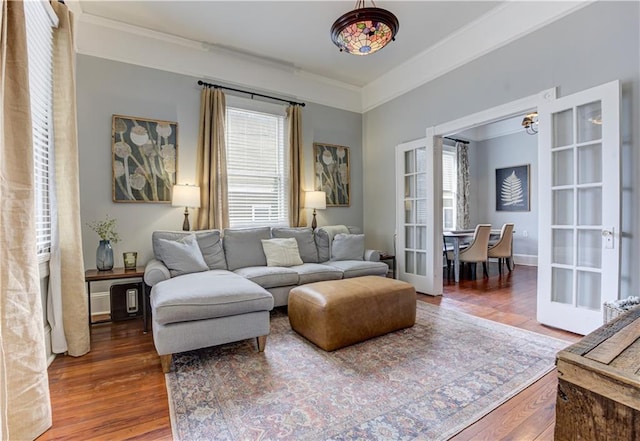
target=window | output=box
[25,1,57,259]
[225,106,289,227]
[442,147,457,230]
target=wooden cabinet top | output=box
[85,267,145,282]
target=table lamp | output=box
[172,184,201,231]
[305,191,326,230]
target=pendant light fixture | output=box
[330,0,399,56]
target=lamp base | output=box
[182,207,190,231]
[311,209,317,230]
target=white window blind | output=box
[226,107,289,227]
[442,148,457,230]
[25,1,56,257]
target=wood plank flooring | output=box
[38,265,581,440]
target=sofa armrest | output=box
[364,249,380,262]
[144,259,171,286]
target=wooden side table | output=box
[85,267,149,332]
[379,253,396,279]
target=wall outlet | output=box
[523,230,528,238]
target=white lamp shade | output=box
[305,191,326,210]
[172,185,201,208]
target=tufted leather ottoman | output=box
[288,276,416,351]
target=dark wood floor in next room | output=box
[38,265,580,441]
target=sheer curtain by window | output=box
[456,141,471,230]
[196,88,229,229]
[0,1,52,439]
[287,105,304,227]
[47,0,89,357]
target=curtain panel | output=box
[456,141,471,230]
[287,105,304,227]
[196,88,229,230]
[0,1,52,439]
[48,0,89,357]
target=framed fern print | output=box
[496,164,530,211]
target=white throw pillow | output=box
[155,234,209,277]
[331,233,365,261]
[261,238,304,267]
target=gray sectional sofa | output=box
[144,225,388,372]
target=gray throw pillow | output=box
[271,227,318,263]
[331,233,365,261]
[155,234,209,277]
[152,230,227,270]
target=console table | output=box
[85,267,149,332]
[379,253,396,279]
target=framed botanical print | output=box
[496,164,530,211]
[313,142,350,206]
[112,115,177,203]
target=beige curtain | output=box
[287,105,304,227]
[196,88,229,230]
[0,1,52,439]
[48,1,89,357]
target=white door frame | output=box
[426,87,557,290]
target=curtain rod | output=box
[197,80,305,107]
[444,136,469,144]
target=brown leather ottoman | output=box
[288,276,416,351]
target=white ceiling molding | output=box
[362,1,591,112]
[73,13,363,113]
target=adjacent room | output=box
[3,1,639,440]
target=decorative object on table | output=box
[123,251,138,270]
[87,216,119,271]
[495,164,530,211]
[112,114,177,203]
[313,142,350,206]
[603,296,640,323]
[172,184,201,231]
[304,191,326,230]
[330,0,399,56]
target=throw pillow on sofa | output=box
[155,234,209,277]
[261,238,304,267]
[331,233,365,261]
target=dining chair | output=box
[443,235,454,280]
[488,223,515,275]
[447,224,491,280]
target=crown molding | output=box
[362,1,592,112]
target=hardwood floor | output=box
[38,265,581,441]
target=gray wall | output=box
[470,132,538,257]
[76,55,363,271]
[363,1,639,296]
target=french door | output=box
[395,136,442,295]
[537,80,620,335]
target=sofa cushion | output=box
[154,234,209,277]
[322,260,389,278]
[316,226,360,262]
[271,227,318,263]
[233,266,299,289]
[153,230,226,270]
[151,270,273,325]
[291,263,343,285]
[223,227,271,271]
[261,238,304,267]
[331,233,365,261]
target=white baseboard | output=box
[91,291,111,316]
[513,254,537,267]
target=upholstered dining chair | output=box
[488,223,515,275]
[447,224,492,280]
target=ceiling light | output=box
[522,112,539,135]
[330,0,399,56]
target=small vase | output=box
[96,240,114,271]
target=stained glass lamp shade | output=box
[331,4,399,55]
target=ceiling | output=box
[77,1,502,88]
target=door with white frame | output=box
[395,137,443,295]
[537,80,620,335]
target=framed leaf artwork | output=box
[313,142,350,206]
[496,164,530,211]
[112,115,177,203]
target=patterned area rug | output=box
[166,302,569,441]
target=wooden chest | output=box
[555,306,640,440]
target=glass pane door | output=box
[403,148,428,276]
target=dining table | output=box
[443,229,507,283]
